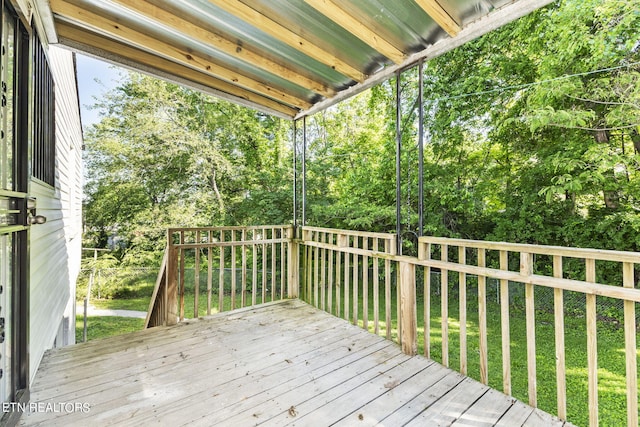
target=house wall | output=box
[28,45,83,383]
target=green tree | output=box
[83,73,292,262]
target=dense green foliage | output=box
[83,0,640,261]
[303,0,640,254]
[84,75,292,262]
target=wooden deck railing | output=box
[146,225,297,327]
[146,224,639,426]
[298,226,640,427]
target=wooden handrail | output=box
[144,245,169,328]
[419,235,640,263]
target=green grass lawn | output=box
[75,315,145,343]
[90,297,150,312]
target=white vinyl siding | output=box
[28,45,83,383]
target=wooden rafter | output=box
[50,0,312,109]
[298,0,553,119]
[45,0,553,119]
[209,0,365,82]
[303,0,405,64]
[414,0,461,37]
[109,0,334,98]
[55,21,299,118]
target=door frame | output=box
[0,2,31,425]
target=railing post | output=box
[399,260,417,355]
[287,226,299,298]
[166,234,178,326]
[623,262,638,427]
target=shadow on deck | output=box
[20,299,570,426]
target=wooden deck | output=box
[20,299,570,426]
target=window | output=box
[32,34,55,186]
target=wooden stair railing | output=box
[144,245,170,328]
[146,226,297,328]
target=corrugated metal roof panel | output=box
[44,0,554,118]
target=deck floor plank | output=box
[331,362,452,426]
[375,369,467,426]
[450,388,517,427]
[274,357,432,426]
[33,309,344,397]
[169,342,405,426]
[117,329,397,426]
[19,299,572,427]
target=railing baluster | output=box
[500,249,511,396]
[553,255,566,420]
[167,237,178,326]
[441,244,449,367]
[478,248,487,385]
[328,234,334,314]
[353,238,358,326]
[272,227,276,302]
[363,238,369,331]
[585,258,598,427]
[280,228,285,300]
[336,234,343,317]
[252,237,258,306]
[194,230,200,318]
[231,230,236,310]
[179,231,185,321]
[622,262,637,427]
[320,232,326,310]
[262,237,267,304]
[306,230,312,302]
[418,241,430,358]
[314,234,319,308]
[385,239,391,341]
[207,231,212,315]
[241,229,247,308]
[373,237,380,335]
[459,246,467,375]
[522,252,537,407]
[219,230,225,312]
[344,236,350,322]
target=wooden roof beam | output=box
[414,0,461,37]
[50,0,312,109]
[55,21,299,118]
[208,0,365,82]
[303,0,405,64]
[109,0,335,98]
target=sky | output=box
[75,54,127,128]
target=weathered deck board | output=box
[20,299,570,426]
